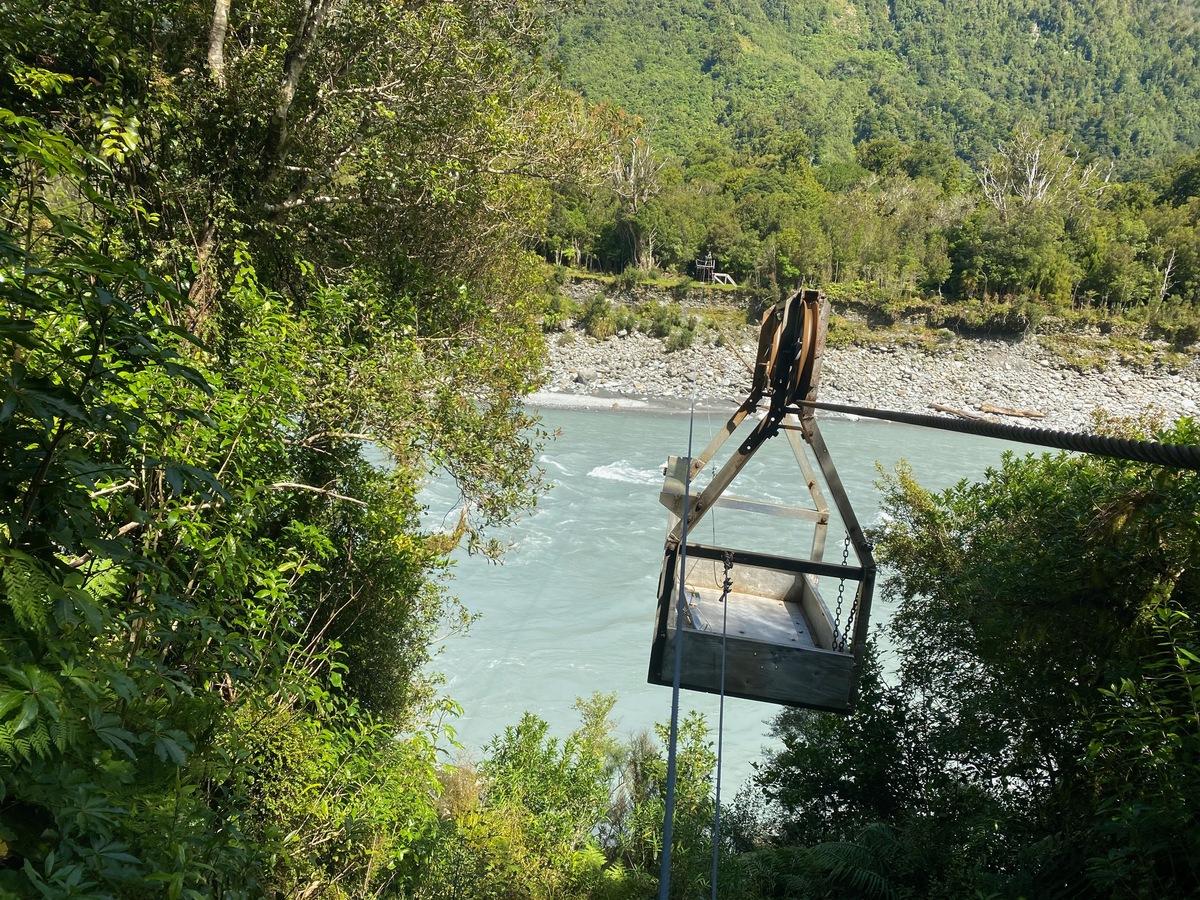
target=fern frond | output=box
[810,839,897,899]
[0,720,16,759]
[52,717,75,752]
[0,720,34,763]
[29,721,51,758]
[2,557,53,633]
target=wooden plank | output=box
[674,585,817,649]
[658,630,855,711]
[980,402,1046,419]
[799,574,837,650]
[784,415,830,561]
[659,455,688,517]
[679,553,803,602]
[930,403,984,420]
[711,495,825,521]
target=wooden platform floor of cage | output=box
[652,571,856,712]
[675,584,822,649]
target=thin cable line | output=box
[710,559,730,900]
[658,350,700,900]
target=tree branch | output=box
[67,520,144,568]
[89,479,137,499]
[267,481,367,506]
[263,195,349,214]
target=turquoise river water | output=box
[420,404,1029,791]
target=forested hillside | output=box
[0,0,622,893]
[552,0,1200,166]
[539,1,1200,344]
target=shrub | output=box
[664,326,695,352]
[614,305,637,334]
[1172,321,1200,348]
[613,265,643,292]
[579,293,617,339]
[640,301,688,338]
[542,292,573,332]
[825,315,873,348]
[588,316,616,339]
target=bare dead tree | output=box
[609,135,664,270]
[977,125,1111,221]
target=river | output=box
[421,403,1028,791]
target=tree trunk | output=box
[185,221,220,334]
[208,0,232,88]
[264,0,336,169]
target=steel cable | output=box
[789,401,1200,470]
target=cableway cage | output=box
[647,289,876,714]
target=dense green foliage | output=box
[418,695,720,900]
[7,0,1200,895]
[0,0,612,894]
[545,126,1200,353]
[544,127,1200,344]
[541,1,1200,348]
[553,0,1200,165]
[745,418,1200,898]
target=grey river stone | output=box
[537,327,1200,432]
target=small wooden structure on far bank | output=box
[694,252,737,286]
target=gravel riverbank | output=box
[531,328,1200,433]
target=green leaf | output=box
[154,735,188,766]
[14,697,38,733]
[89,709,138,760]
[0,692,24,720]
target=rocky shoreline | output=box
[531,327,1200,433]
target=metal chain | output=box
[718,550,734,602]
[834,536,850,652]
[842,585,859,653]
